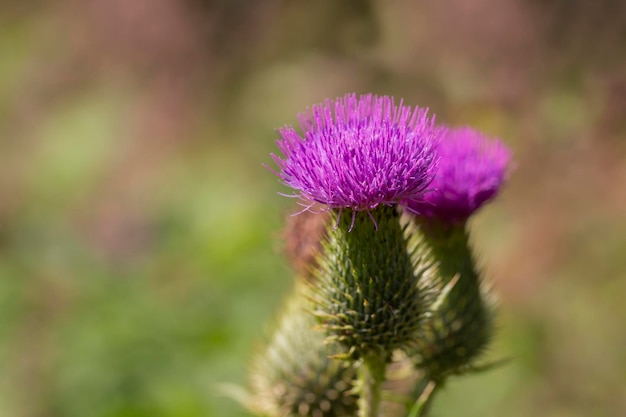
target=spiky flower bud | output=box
[282,206,329,283]
[249,285,358,417]
[312,206,434,361]
[408,222,494,380]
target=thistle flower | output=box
[268,93,442,417]
[405,127,511,224]
[270,93,440,217]
[404,127,512,391]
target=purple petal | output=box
[269,93,442,212]
[405,127,512,223]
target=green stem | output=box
[408,378,441,417]
[357,355,386,417]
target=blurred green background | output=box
[1,1,625,416]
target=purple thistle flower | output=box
[269,93,440,215]
[405,127,512,223]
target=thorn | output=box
[432,273,461,310]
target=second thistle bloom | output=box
[405,127,511,224]
[271,93,440,212]
[403,127,512,387]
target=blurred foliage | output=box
[1,0,625,416]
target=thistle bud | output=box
[311,206,433,361]
[282,206,329,283]
[408,222,494,379]
[248,285,358,417]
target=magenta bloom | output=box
[269,93,440,212]
[405,127,512,223]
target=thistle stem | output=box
[357,355,386,417]
[408,378,440,417]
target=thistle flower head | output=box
[270,93,440,212]
[405,127,511,223]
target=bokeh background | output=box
[1,1,625,416]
